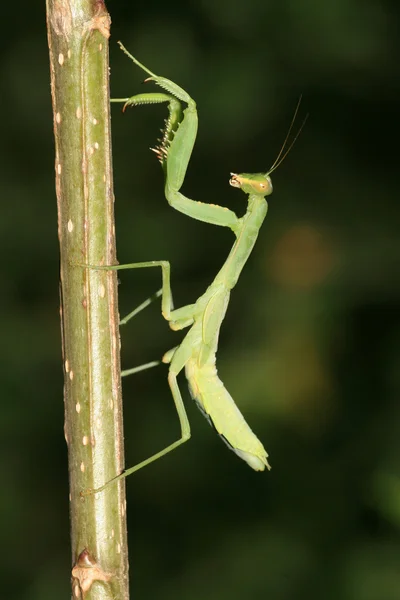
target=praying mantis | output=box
[88,44,305,492]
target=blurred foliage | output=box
[1,0,400,599]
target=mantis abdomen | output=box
[185,358,271,471]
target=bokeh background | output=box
[2,1,400,598]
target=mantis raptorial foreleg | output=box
[112,44,240,232]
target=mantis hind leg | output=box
[84,367,191,495]
[121,361,160,377]
[80,261,194,495]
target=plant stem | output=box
[46,1,129,598]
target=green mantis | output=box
[90,44,304,491]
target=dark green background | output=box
[2,1,400,598]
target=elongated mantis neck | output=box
[213,194,268,291]
[247,192,267,211]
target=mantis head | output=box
[230,98,307,199]
[229,173,273,197]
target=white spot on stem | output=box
[56,112,61,124]
[57,163,62,175]
[58,53,64,65]
[83,436,89,446]
[80,461,85,473]
[67,219,74,232]
[69,370,74,381]
[99,284,106,298]
[65,359,70,373]
[76,402,81,413]
[76,106,82,119]
[92,118,98,125]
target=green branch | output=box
[46,1,129,598]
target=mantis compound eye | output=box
[253,177,272,195]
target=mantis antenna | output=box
[267,96,308,176]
